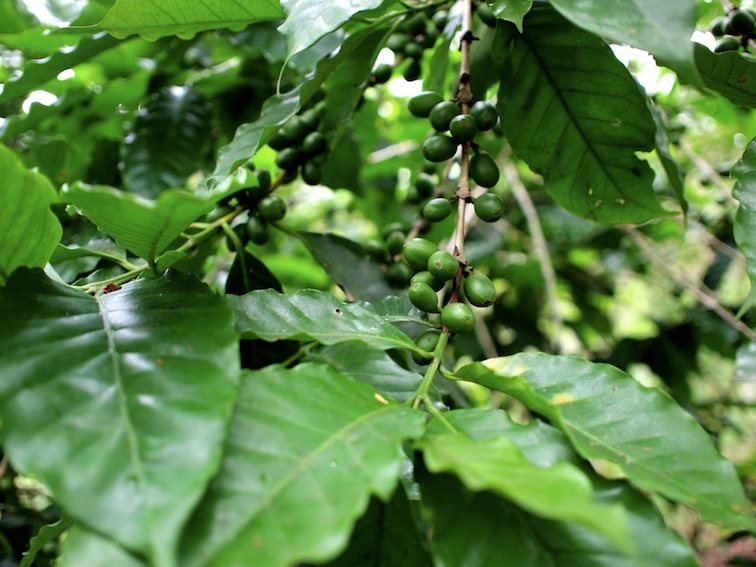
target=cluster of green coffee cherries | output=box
[378,9,449,82]
[402,236,496,362]
[267,100,329,186]
[710,7,756,53]
[206,168,287,249]
[409,91,505,224]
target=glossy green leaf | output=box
[228,289,420,352]
[297,231,393,302]
[0,33,120,105]
[548,0,701,87]
[649,101,687,214]
[307,343,424,402]
[20,517,73,567]
[419,409,699,567]
[63,182,212,264]
[730,138,756,309]
[179,363,426,567]
[279,0,382,58]
[489,0,532,31]
[0,269,241,566]
[494,3,669,223]
[97,0,284,40]
[418,469,699,567]
[323,490,432,567]
[0,145,62,283]
[695,44,756,109]
[122,85,212,198]
[455,353,755,531]
[0,28,85,58]
[61,526,146,567]
[418,413,632,554]
[225,248,283,295]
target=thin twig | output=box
[624,226,756,341]
[500,147,565,353]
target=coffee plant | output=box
[1,0,755,565]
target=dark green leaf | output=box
[0,269,241,565]
[122,86,212,198]
[225,248,283,295]
[297,231,393,302]
[648,100,687,214]
[0,145,62,283]
[322,490,432,567]
[548,0,701,87]
[307,343,423,402]
[418,468,700,567]
[494,3,670,223]
[98,0,285,40]
[227,289,421,352]
[20,517,73,567]
[63,182,212,264]
[455,354,755,531]
[179,363,426,567]
[418,411,632,553]
[695,44,756,108]
[730,138,756,310]
[0,33,120,105]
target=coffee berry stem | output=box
[410,330,451,409]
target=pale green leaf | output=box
[61,525,146,567]
[227,289,421,352]
[494,3,670,223]
[179,363,426,567]
[695,43,756,108]
[735,341,756,382]
[730,138,756,309]
[0,145,62,283]
[455,354,754,531]
[279,0,383,58]
[548,0,701,87]
[488,0,532,31]
[0,269,241,566]
[97,0,285,40]
[63,182,212,264]
[418,411,632,554]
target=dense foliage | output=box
[0,0,754,565]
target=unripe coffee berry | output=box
[427,250,459,281]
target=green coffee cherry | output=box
[409,281,440,313]
[275,147,302,171]
[227,223,249,250]
[403,237,439,270]
[441,302,476,334]
[421,24,439,48]
[427,250,459,281]
[412,329,441,365]
[302,131,327,156]
[245,215,270,245]
[422,135,457,162]
[469,101,499,131]
[372,63,393,84]
[301,160,324,186]
[386,33,412,53]
[423,198,452,223]
[709,16,727,37]
[281,116,310,145]
[403,59,422,81]
[268,129,295,151]
[299,106,323,131]
[449,114,479,143]
[432,11,448,31]
[463,273,496,307]
[429,100,461,132]
[714,36,741,53]
[384,230,406,256]
[474,192,504,222]
[411,270,446,291]
[409,91,444,117]
[386,261,412,286]
[404,42,424,59]
[726,9,756,36]
[415,172,435,197]
[255,169,272,194]
[258,195,287,222]
[365,240,389,263]
[469,151,500,188]
[402,13,428,36]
